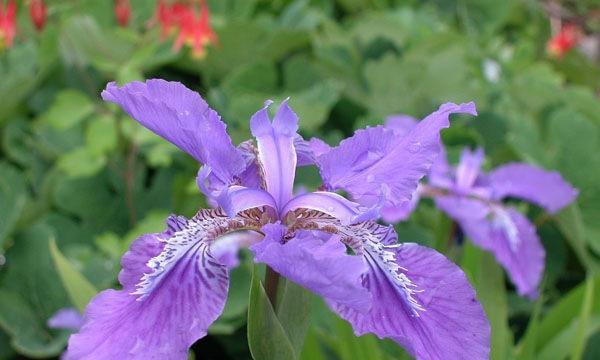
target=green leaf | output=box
[0,162,28,248]
[534,276,600,353]
[571,276,595,360]
[49,238,98,313]
[461,243,513,360]
[85,115,118,156]
[57,147,107,178]
[0,223,71,357]
[38,90,94,130]
[276,279,312,355]
[247,266,297,360]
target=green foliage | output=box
[0,0,598,359]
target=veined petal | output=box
[316,102,477,208]
[488,163,578,214]
[217,185,277,217]
[281,191,366,224]
[332,243,490,360]
[66,209,263,359]
[102,80,246,184]
[460,207,545,298]
[455,147,485,193]
[250,223,372,312]
[250,100,299,208]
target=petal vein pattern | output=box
[66,208,265,360]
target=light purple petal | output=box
[380,187,420,222]
[308,137,333,158]
[428,145,453,190]
[488,163,578,214]
[455,147,485,193]
[332,243,490,360]
[250,100,299,208]
[250,223,372,312]
[385,114,418,137]
[217,185,277,217]
[295,135,317,166]
[317,102,477,208]
[197,140,263,202]
[66,211,234,359]
[48,308,84,331]
[281,191,366,224]
[102,80,246,184]
[460,207,545,298]
[434,195,490,222]
[210,231,264,269]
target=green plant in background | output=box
[0,0,598,359]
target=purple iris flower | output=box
[66,79,490,360]
[381,115,578,299]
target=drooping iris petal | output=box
[332,243,490,360]
[66,210,252,359]
[250,100,299,208]
[250,223,372,312]
[316,102,477,208]
[102,79,246,184]
[281,191,366,224]
[488,163,578,214]
[217,185,277,217]
[48,308,84,331]
[455,147,485,193]
[460,208,545,299]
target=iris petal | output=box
[281,191,366,224]
[102,80,246,185]
[250,100,299,208]
[488,163,578,214]
[460,207,545,299]
[66,209,264,359]
[217,185,277,218]
[316,102,477,208]
[250,223,372,312]
[332,243,490,360]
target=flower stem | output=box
[264,266,280,308]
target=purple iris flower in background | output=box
[382,115,578,298]
[66,79,490,360]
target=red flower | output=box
[0,0,16,49]
[155,0,217,58]
[547,23,582,58]
[29,0,47,31]
[114,0,131,28]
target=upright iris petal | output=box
[250,100,299,209]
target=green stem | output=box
[264,266,280,308]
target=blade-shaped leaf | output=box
[49,238,98,312]
[247,266,296,360]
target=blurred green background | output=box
[0,0,599,359]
